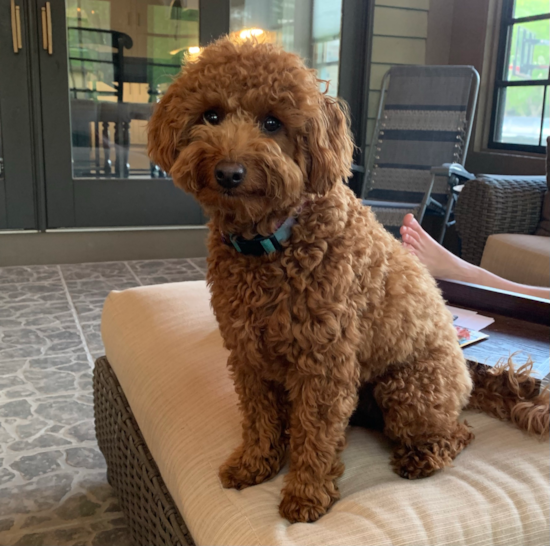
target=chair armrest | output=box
[430,163,476,182]
[455,175,547,265]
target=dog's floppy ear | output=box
[147,87,182,174]
[305,95,354,195]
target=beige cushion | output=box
[102,281,550,546]
[481,234,550,288]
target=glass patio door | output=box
[39,0,205,228]
[33,0,369,229]
[0,0,37,230]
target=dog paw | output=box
[391,443,451,479]
[279,479,340,523]
[219,446,283,490]
[392,428,474,480]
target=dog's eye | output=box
[262,116,282,133]
[203,110,220,125]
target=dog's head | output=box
[148,38,353,232]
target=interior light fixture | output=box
[170,45,200,56]
[239,28,264,40]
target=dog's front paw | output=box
[219,445,283,490]
[279,478,340,523]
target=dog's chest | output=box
[209,258,297,366]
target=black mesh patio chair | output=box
[360,65,480,242]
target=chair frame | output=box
[361,66,480,242]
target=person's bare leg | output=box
[400,214,550,300]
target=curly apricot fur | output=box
[148,38,547,524]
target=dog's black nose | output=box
[215,161,246,189]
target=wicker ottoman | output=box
[94,281,550,546]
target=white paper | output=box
[445,305,495,330]
[446,305,477,317]
[454,314,495,330]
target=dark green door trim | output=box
[38,0,211,229]
[0,185,7,229]
[0,0,37,230]
[338,0,374,196]
[199,0,230,46]
[74,179,202,228]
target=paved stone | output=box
[66,421,96,443]
[35,398,93,425]
[55,493,101,520]
[0,400,32,419]
[10,451,63,480]
[0,260,193,544]
[65,448,106,470]
[8,434,72,452]
[0,516,15,531]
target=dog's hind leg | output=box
[219,352,289,490]
[374,352,474,479]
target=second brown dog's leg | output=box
[219,353,289,490]
[374,355,474,479]
[279,364,359,523]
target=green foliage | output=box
[504,86,544,117]
[504,1,549,118]
[513,0,549,18]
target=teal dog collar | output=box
[226,216,296,256]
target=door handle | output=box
[41,2,53,55]
[10,0,22,53]
[41,7,47,50]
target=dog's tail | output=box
[467,356,549,440]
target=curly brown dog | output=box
[148,38,548,523]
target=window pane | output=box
[229,0,343,97]
[496,86,544,146]
[513,0,550,19]
[506,20,550,81]
[66,0,199,179]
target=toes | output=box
[406,226,421,243]
[403,243,418,257]
[403,213,416,227]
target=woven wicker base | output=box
[94,357,195,546]
[455,176,547,266]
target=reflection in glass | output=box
[67,0,199,179]
[496,86,544,146]
[229,0,343,97]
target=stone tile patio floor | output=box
[0,258,207,546]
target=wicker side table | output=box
[94,356,195,546]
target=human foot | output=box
[399,214,474,282]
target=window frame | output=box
[488,0,549,154]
